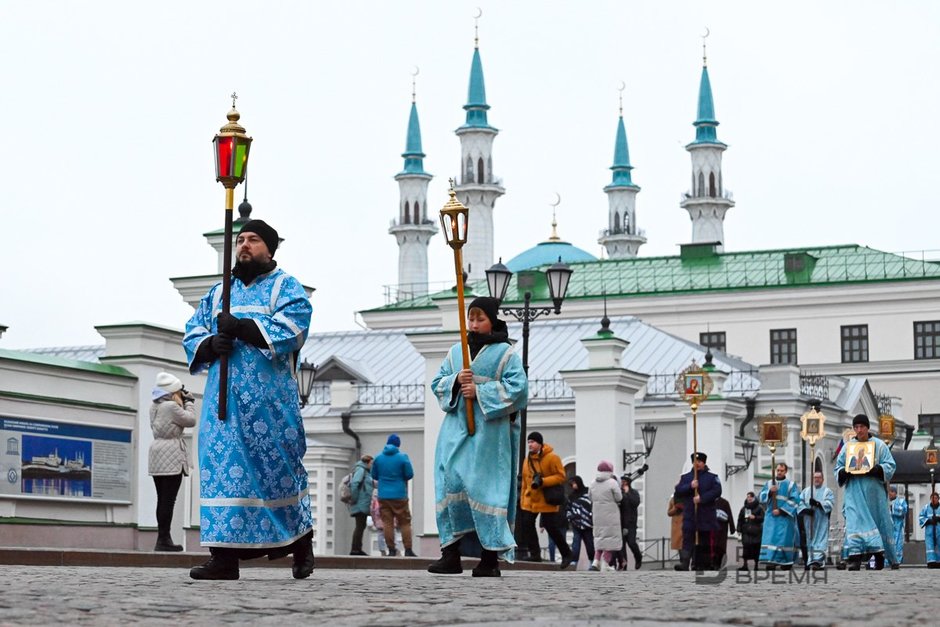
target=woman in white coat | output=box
[149,372,196,551]
[588,460,623,571]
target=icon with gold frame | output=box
[676,362,713,404]
[879,414,896,444]
[800,408,826,445]
[759,413,786,445]
[926,447,939,468]
[846,440,875,474]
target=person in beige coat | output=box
[149,372,196,551]
[588,460,622,571]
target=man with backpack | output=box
[344,455,374,556]
[371,434,417,557]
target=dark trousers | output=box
[681,528,715,570]
[152,474,183,537]
[518,509,572,560]
[618,526,642,567]
[351,513,367,552]
[571,528,595,563]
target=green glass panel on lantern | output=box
[233,142,248,179]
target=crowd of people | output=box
[170,220,937,579]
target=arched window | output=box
[709,173,716,198]
[697,172,705,198]
[613,213,620,232]
[403,201,411,224]
[623,212,630,234]
[465,157,473,183]
[413,201,420,224]
[477,158,485,184]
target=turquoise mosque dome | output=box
[505,222,597,271]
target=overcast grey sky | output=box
[2,1,938,349]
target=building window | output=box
[477,157,485,184]
[841,325,869,363]
[699,331,726,353]
[914,321,940,360]
[770,328,797,365]
[919,414,940,440]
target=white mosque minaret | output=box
[680,39,734,251]
[389,74,436,300]
[453,19,504,282]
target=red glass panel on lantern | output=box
[215,136,234,179]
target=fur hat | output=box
[238,219,279,257]
[852,414,870,428]
[527,431,543,445]
[690,451,708,463]
[155,372,182,394]
[387,433,401,447]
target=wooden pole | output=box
[692,400,699,545]
[452,247,475,436]
[217,186,234,421]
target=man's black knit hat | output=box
[238,219,279,257]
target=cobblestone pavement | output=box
[0,564,932,626]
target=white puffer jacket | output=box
[589,471,623,551]
[149,397,196,476]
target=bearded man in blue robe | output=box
[427,297,528,577]
[835,413,897,571]
[759,462,801,569]
[183,219,314,581]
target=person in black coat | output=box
[736,491,764,571]
[673,452,722,571]
[714,496,736,569]
[616,475,643,570]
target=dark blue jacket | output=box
[674,466,722,532]
[371,444,414,500]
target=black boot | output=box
[190,549,239,580]
[873,552,885,571]
[428,543,463,574]
[292,532,315,579]
[847,556,862,571]
[154,534,183,552]
[472,549,500,577]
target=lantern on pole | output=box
[439,180,475,435]
[212,93,253,421]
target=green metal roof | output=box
[0,348,136,378]
[366,245,940,312]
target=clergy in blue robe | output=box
[889,486,908,565]
[798,471,834,568]
[183,220,313,580]
[427,297,528,576]
[758,462,801,568]
[919,493,940,567]
[834,414,897,570]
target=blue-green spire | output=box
[609,115,635,187]
[692,65,721,144]
[461,46,493,129]
[401,101,427,175]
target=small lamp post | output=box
[212,93,252,421]
[623,423,658,469]
[725,440,757,480]
[484,256,573,483]
[298,361,319,408]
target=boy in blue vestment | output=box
[889,486,908,566]
[427,297,528,577]
[919,492,940,568]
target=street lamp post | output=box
[725,440,757,480]
[212,93,252,421]
[485,256,573,485]
[297,360,319,408]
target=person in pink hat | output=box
[588,460,622,571]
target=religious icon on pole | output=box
[879,414,896,445]
[800,407,826,447]
[676,363,712,406]
[926,447,939,468]
[760,418,785,445]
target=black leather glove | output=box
[216,313,267,349]
[210,333,234,356]
[837,469,849,487]
[809,498,821,509]
[869,465,884,480]
[180,388,195,403]
[531,474,543,490]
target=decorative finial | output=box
[701,28,710,67]
[231,91,238,109]
[237,179,252,221]
[598,289,611,335]
[704,348,714,367]
[548,192,561,241]
[617,80,625,117]
[473,8,482,47]
[411,66,419,103]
